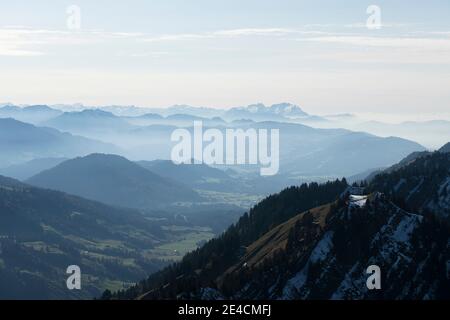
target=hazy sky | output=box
[1,0,450,120]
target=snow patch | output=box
[330,263,363,300]
[349,195,368,208]
[200,287,224,300]
[310,231,334,263]
[393,178,406,192]
[392,214,420,242]
[281,263,309,299]
[281,231,334,299]
[406,177,424,202]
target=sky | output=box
[1,0,450,120]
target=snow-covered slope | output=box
[210,193,448,299]
[369,152,450,222]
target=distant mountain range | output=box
[0,105,62,124]
[126,113,227,128]
[312,118,450,150]
[97,119,427,178]
[43,109,133,138]
[0,118,117,168]
[99,102,311,120]
[108,144,450,300]
[222,103,311,121]
[1,108,427,184]
[42,103,314,130]
[27,154,201,208]
[195,121,425,177]
[27,154,202,209]
[1,102,321,125]
[0,103,433,209]
[0,157,68,181]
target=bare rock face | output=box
[215,192,448,300]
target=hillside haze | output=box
[0,118,117,168]
[27,154,202,209]
[0,157,68,181]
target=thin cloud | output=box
[0,48,43,56]
[0,27,144,56]
[142,28,339,42]
[298,35,450,50]
[143,33,215,42]
[128,51,172,58]
[214,28,295,36]
[304,22,409,29]
[343,22,409,28]
[142,28,294,42]
[3,25,450,59]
